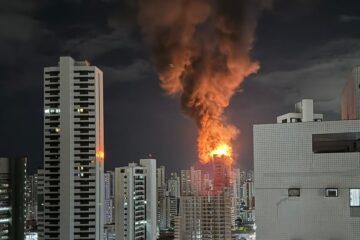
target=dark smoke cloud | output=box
[138,0,271,163]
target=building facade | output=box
[341,66,360,120]
[157,166,167,230]
[114,159,157,240]
[104,171,115,224]
[42,56,104,240]
[175,163,232,240]
[25,174,39,230]
[0,157,27,240]
[255,98,360,240]
[175,189,232,240]
[37,169,45,240]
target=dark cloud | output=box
[339,15,360,22]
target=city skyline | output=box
[1,0,360,174]
[1,2,360,239]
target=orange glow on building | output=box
[96,149,105,161]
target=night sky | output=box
[1,0,360,174]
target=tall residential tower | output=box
[114,159,157,240]
[43,57,104,240]
[255,98,360,240]
[0,157,27,240]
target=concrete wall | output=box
[254,120,360,240]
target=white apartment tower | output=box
[43,56,104,240]
[255,96,360,240]
[114,159,157,240]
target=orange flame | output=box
[210,143,232,158]
[138,0,265,167]
[96,149,105,161]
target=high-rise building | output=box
[242,180,254,210]
[157,166,166,187]
[176,164,232,240]
[157,166,167,230]
[114,159,157,240]
[37,169,45,240]
[180,167,203,196]
[25,174,39,230]
[168,173,180,198]
[212,156,232,192]
[341,66,360,120]
[175,189,232,240]
[104,171,115,224]
[0,157,27,240]
[42,56,104,240]
[254,98,360,240]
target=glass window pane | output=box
[350,189,360,207]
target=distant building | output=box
[0,157,27,240]
[168,172,180,198]
[157,166,167,230]
[175,161,232,240]
[255,98,360,240]
[341,66,360,120]
[212,156,232,192]
[180,167,204,196]
[167,173,181,228]
[243,180,255,210]
[25,174,39,230]
[104,171,115,224]
[175,189,232,240]
[42,56,104,239]
[36,169,45,240]
[114,159,157,240]
[277,99,323,123]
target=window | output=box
[325,188,338,197]
[288,188,300,197]
[350,189,360,207]
[313,132,360,153]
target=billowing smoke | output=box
[138,0,270,164]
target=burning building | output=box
[212,154,232,192]
[136,1,270,237]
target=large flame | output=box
[210,143,232,158]
[138,0,270,165]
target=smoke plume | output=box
[138,0,270,164]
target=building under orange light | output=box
[212,154,232,192]
[96,149,105,161]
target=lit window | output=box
[350,189,360,207]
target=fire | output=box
[138,0,266,167]
[210,143,232,158]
